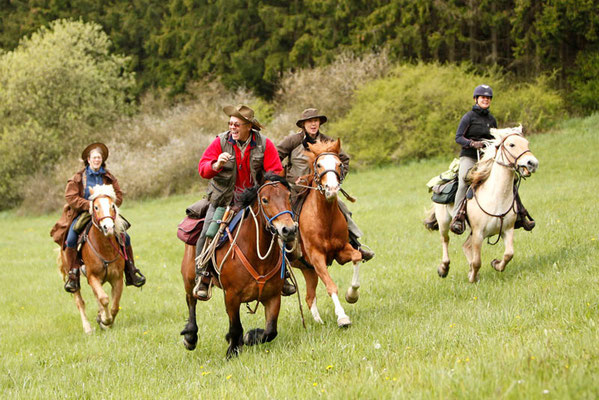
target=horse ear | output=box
[332,138,341,153]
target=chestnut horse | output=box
[180,174,297,358]
[58,184,127,334]
[291,139,363,328]
[431,126,539,282]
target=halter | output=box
[91,195,116,229]
[313,152,344,194]
[257,181,295,235]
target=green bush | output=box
[329,63,565,166]
[0,19,135,210]
[567,50,599,113]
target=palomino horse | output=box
[432,125,539,282]
[58,184,128,334]
[291,139,363,328]
[180,174,297,358]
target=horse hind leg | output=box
[73,292,93,335]
[491,228,514,272]
[301,267,324,324]
[244,295,280,346]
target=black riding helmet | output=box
[473,84,493,99]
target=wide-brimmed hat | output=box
[82,143,109,165]
[223,104,264,130]
[296,108,328,128]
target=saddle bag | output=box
[177,217,205,245]
[431,178,458,204]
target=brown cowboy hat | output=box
[82,143,109,165]
[223,104,264,130]
[296,108,328,128]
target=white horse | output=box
[431,125,539,282]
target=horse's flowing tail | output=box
[56,247,68,281]
[423,206,438,231]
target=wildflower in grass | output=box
[530,356,536,360]
[226,375,232,380]
[543,389,549,394]
[202,371,211,376]
[143,331,148,335]
[374,343,381,349]
[326,365,333,370]
[449,323,455,328]
[313,382,318,387]
[473,296,477,300]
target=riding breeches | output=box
[195,203,217,261]
[452,156,476,216]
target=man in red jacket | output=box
[193,104,294,300]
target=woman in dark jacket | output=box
[450,86,535,234]
[51,143,146,292]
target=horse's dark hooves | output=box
[180,327,198,351]
[183,337,197,351]
[226,346,241,360]
[437,265,449,278]
[491,259,504,272]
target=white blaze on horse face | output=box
[319,154,341,200]
[96,197,115,236]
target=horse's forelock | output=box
[305,140,340,171]
[89,184,116,201]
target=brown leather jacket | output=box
[50,168,122,245]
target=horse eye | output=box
[94,205,98,210]
[509,143,515,147]
[261,197,268,204]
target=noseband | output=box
[91,195,116,228]
[495,133,531,170]
[313,152,344,193]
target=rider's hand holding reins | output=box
[470,140,484,149]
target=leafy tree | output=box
[0,19,135,209]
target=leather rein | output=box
[224,181,294,313]
[472,133,529,244]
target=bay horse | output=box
[431,125,539,282]
[291,139,363,328]
[58,184,127,334]
[180,174,297,358]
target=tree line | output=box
[1,0,597,109]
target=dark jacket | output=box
[455,105,497,159]
[50,168,122,245]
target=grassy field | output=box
[1,115,598,399]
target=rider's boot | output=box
[450,200,467,235]
[193,261,213,301]
[423,213,439,231]
[64,247,81,293]
[281,269,296,296]
[350,235,375,262]
[514,193,535,231]
[124,245,146,287]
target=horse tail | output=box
[56,247,68,281]
[423,205,439,231]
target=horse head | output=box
[489,125,539,177]
[89,184,119,236]
[306,139,344,201]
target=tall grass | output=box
[1,115,598,398]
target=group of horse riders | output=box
[51,84,535,296]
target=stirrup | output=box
[64,268,80,293]
[450,218,465,235]
[193,271,212,300]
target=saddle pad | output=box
[216,208,247,248]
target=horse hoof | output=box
[437,265,449,278]
[468,273,479,283]
[345,288,359,304]
[183,337,197,351]
[337,317,352,328]
[491,259,504,272]
[226,347,241,360]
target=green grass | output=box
[1,115,598,399]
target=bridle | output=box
[494,133,531,171]
[312,152,344,194]
[257,181,295,236]
[91,195,116,229]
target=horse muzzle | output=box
[99,220,115,236]
[518,156,539,177]
[278,223,298,243]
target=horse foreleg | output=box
[109,276,124,321]
[224,292,243,359]
[244,295,280,346]
[88,276,112,328]
[181,293,199,351]
[73,291,93,335]
[345,261,361,304]
[438,228,451,278]
[301,267,323,324]
[465,232,483,283]
[492,228,514,272]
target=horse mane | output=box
[88,184,126,234]
[468,125,524,188]
[237,173,290,209]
